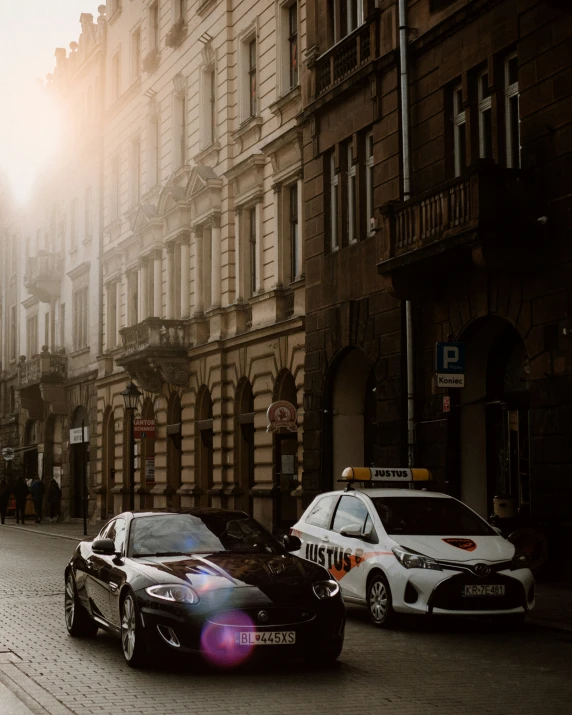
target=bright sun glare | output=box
[0,81,61,204]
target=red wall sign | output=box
[133,419,156,439]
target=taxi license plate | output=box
[235,631,296,645]
[462,585,505,597]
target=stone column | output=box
[194,227,204,315]
[180,236,190,319]
[153,249,162,318]
[234,209,243,302]
[296,178,304,279]
[272,184,282,287]
[255,201,263,294]
[139,258,148,320]
[166,244,175,319]
[211,217,221,308]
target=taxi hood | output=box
[394,534,515,563]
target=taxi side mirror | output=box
[283,535,302,552]
[339,525,362,539]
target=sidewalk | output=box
[1,516,571,633]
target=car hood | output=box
[132,551,328,593]
[393,535,515,562]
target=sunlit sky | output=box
[0,1,101,204]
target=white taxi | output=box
[291,467,535,627]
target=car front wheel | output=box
[367,574,396,628]
[121,593,147,668]
[64,574,98,638]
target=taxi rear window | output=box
[370,497,495,536]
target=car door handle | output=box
[321,536,329,543]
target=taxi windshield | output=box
[128,513,282,557]
[370,496,495,536]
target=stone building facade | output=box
[96,0,307,532]
[300,0,572,552]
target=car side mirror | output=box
[339,525,362,539]
[92,538,116,556]
[492,526,503,536]
[283,535,302,552]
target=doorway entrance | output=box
[70,407,89,518]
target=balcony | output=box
[315,14,379,97]
[17,349,68,419]
[116,318,192,392]
[24,251,62,303]
[378,164,533,298]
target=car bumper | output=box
[386,564,535,616]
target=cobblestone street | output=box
[0,528,570,715]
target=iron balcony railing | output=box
[120,317,192,356]
[18,350,67,388]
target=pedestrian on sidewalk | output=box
[14,475,29,525]
[30,476,45,523]
[46,477,61,523]
[0,477,10,524]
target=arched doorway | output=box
[456,317,530,518]
[273,370,299,531]
[70,407,89,518]
[195,386,213,507]
[44,414,63,500]
[140,397,156,509]
[166,393,182,509]
[235,379,255,515]
[325,348,375,490]
[102,407,116,518]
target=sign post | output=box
[435,342,466,388]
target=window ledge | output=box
[82,235,93,246]
[232,116,263,144]
[107,7,122,26]
[70,347,90,358]
[197,0,217,16]
[269,86,301,118]
[194,141,221,165]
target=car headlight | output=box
[313,580,340,599]
[392,546,442,571]
[145,584,200,604]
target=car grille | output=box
[207,607,316,627]
[429,574,526,612]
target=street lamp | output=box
[121,381,142,511]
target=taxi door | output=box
[327,494,374,601]
[294,494,340,569]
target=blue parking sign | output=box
[436,342,465,374]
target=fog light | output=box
[404,582,419,604]
[157,624,181,648]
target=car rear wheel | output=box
[64,574,98,638]
[367,574,396,628]
[121,593,147,669]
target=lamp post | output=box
[121,381,142,512]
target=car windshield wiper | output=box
[132,551,189,557]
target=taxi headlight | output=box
[392,546,442,571]
[313,580,340,599]
[145,584,200,604]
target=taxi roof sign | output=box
[342,467,432,483]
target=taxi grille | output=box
[429,574,526,612]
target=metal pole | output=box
[129,409,135,511]
[82,419,87,536]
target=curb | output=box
[0,524,94,543]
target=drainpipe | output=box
[398,0,415,468]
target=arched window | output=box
[195,386,213,507]
[235,379,255,515]
[167,393,182,509]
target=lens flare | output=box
[200,610,255,668]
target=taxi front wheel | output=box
[367,574,396,628]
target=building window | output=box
[328,0,364,44]
[201,67,216,148]
[72,287,88,351]
[147,116,159,187]
[26,315,38,357]
[128,272,139,326]
[130,137,141,206]
[149,2,159,50]
[111,52,121,102]
[174,0,186,22]
[505,54,520,169]
[110,154,120,220]
[131,27,141,82]
[59,303,65,348]
[70,198,77,250]
[84,186,92,241]
[478,71,493,160]
[453,84,466,177]
[249,207,257,297]
[288,3,298,89]
[347,142,356,244]
[10,305,17,361]
[289,182,302,281]
[106,282,118,350]
[329,152,339,251]
[44,313,49,349]
[365,131,374,235]
[173,90,186,169]
[248,39,257,118]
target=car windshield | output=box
[370,496,495,536]
[128,512,283,557]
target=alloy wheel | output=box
[121,596,137,661]
[369,579,388,623]
[64,576,75,629]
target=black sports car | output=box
[65,509,345,668]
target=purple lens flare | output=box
[200,610,255,667]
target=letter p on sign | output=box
[443,346,459,370]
